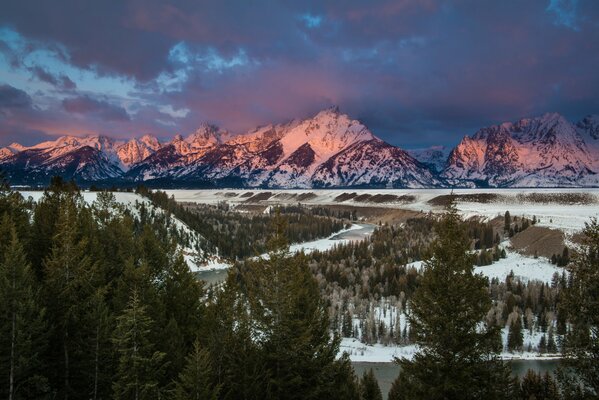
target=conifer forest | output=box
[0,180,598,399]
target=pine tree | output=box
[42,199,99,398]
[393,203,511,400]
[558,218,599,397]
[504,211,511,232]
[207,211,353,400]
[173,339,220,400]
[325,353,360,400]
[0,222,49,399]
[112,290,167,400]
[200,275,265,400]
[388,374,403,400]
[243,213,342,399]
[507,314,524,352]
[342,310,353,337]
[85,287,113,400]
[360,369,383,400]
[546,329,557,354]
[519,370,560,400]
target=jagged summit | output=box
[442,112,599,187]
[2,109,599,188]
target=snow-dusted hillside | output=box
[19,191,210,270]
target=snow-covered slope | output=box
[312,139,442,188]
[407,145,450,173]
[3,110,599,188]
[442,113,599,187]
[125,107,438,188]
[117,135,162,167]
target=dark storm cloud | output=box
[0,84,32,109]
[1,0,598,147]
[62,96,130,121]
[29,66,76,90]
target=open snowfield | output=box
[341,330,561,363]
[473,250,564,284]
[165,188,599,234]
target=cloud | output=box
[547,0,580,30]
[1,0,599,148]
[62,95,130,121]
[0,84,32,108]
[29,66,76,90]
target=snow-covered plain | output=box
[474,251,564,284]
[341,330,561,363]
[165,188,599,234]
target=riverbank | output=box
[353,359,560,400]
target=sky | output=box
[1,0,598,149]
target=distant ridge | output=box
[2,109,599,188]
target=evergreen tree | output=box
[504,211,511,232]
[558,218,599,397]
[42,199,100,398]
[201,275,265,400]
[519,370,560,400]
[507,314,524,352]
[173,339,220,400]
[393,203,511,400]
[388,374,403,400]
[112,290,167,400]
[360,369,383,400]
[326,354,360,400]
[342,310,354,337]
[243,213,342,399]
[0,222,49,399]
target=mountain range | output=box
[1,107,598,188]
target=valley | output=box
[160,188,598,362]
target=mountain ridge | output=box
[2,109,599,188]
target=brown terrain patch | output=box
[240,192,254,198]
[271,192,318,202]
[245,192,273,202]
[428,193,502,207]
[333,192,415,204]
[321,204,424,225]
[334,192,358,202]
[510,225,565,258]
[296,192,317,201]
[515,192,596,204]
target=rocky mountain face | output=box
[0,108,438,188]
[2,109,599,188]
[407,146,450,173]
[442,113,599,187]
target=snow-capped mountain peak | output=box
[185,123,229,149]
[442,112,599,187]
[2,108,599,188]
